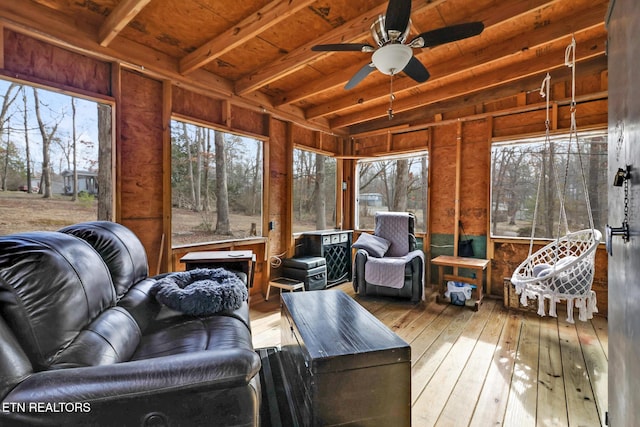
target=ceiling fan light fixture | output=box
[372,43,412,75]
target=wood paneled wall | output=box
[0,27,609,311]
[351,67,608,313]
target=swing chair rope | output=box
[511,36,601,323]
[527,73,551,258]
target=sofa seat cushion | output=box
[131,315,254,361]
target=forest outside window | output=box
[355,152,428,233]
[170,120,263,246]
[292,148,337,232]
[490,129,607,239]
[0,78,112,235]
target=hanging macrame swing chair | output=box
[510,38,601,323]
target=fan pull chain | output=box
[388,74,395,120]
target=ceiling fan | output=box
[311,0,485,90]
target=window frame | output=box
[291,145,339,233]
[0,76,115,228]
[489,128,608,241]
[354,150,429,233]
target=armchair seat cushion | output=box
[362,250,424,289]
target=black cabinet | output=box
[298,230,352,286]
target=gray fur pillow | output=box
[151,268,248,316]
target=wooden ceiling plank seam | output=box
[98,0,152,47]
[234,0,448,95]
[306,20,607,121]
[330,31,606,129]
[179,0,317,75]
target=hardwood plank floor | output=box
[249,284,608,427]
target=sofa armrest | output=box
[4,348,260,404]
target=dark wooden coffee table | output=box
[280,289,411,427]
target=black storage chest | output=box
[282,256,327,291]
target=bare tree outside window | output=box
[490,130,607,239]
[356,152,428,232]
[292,148,337,232]
[170,120,263,246]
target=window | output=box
[0,79,112,236]
[170,120,263,246]
[356,152,428,232]
[292,148,337,232]
[490,129,607,239]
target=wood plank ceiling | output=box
[2,0,609,136]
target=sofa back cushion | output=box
[0,232,116,370]
[59,221,149,299]
[50,306,141,368]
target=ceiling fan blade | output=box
[410,22,485,48]
[311,43,374,52]
[345,63,376,90]
[403,56,430,83]
[384,0,412,35]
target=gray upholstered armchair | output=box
[353,212,424,302]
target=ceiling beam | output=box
[98,0,152,47]
[0,0,337,134]
[179,0,316,75]
[348,55,607,135]
[276,0,560,106]
[234,0,446,96]
[305,2,607,121]
[330,28,606,128]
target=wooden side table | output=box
[431,255,490,311]
[180,250,256,288]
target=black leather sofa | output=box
[0,221,260,426]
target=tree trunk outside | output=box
[214,131,231,235]
[314,153,326,229]
[33,89,57,199]
[392,159,409,211]
[71,98,78,201]
[421,156,428,231]
[22,88,32,194]
[97,103,112,220]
